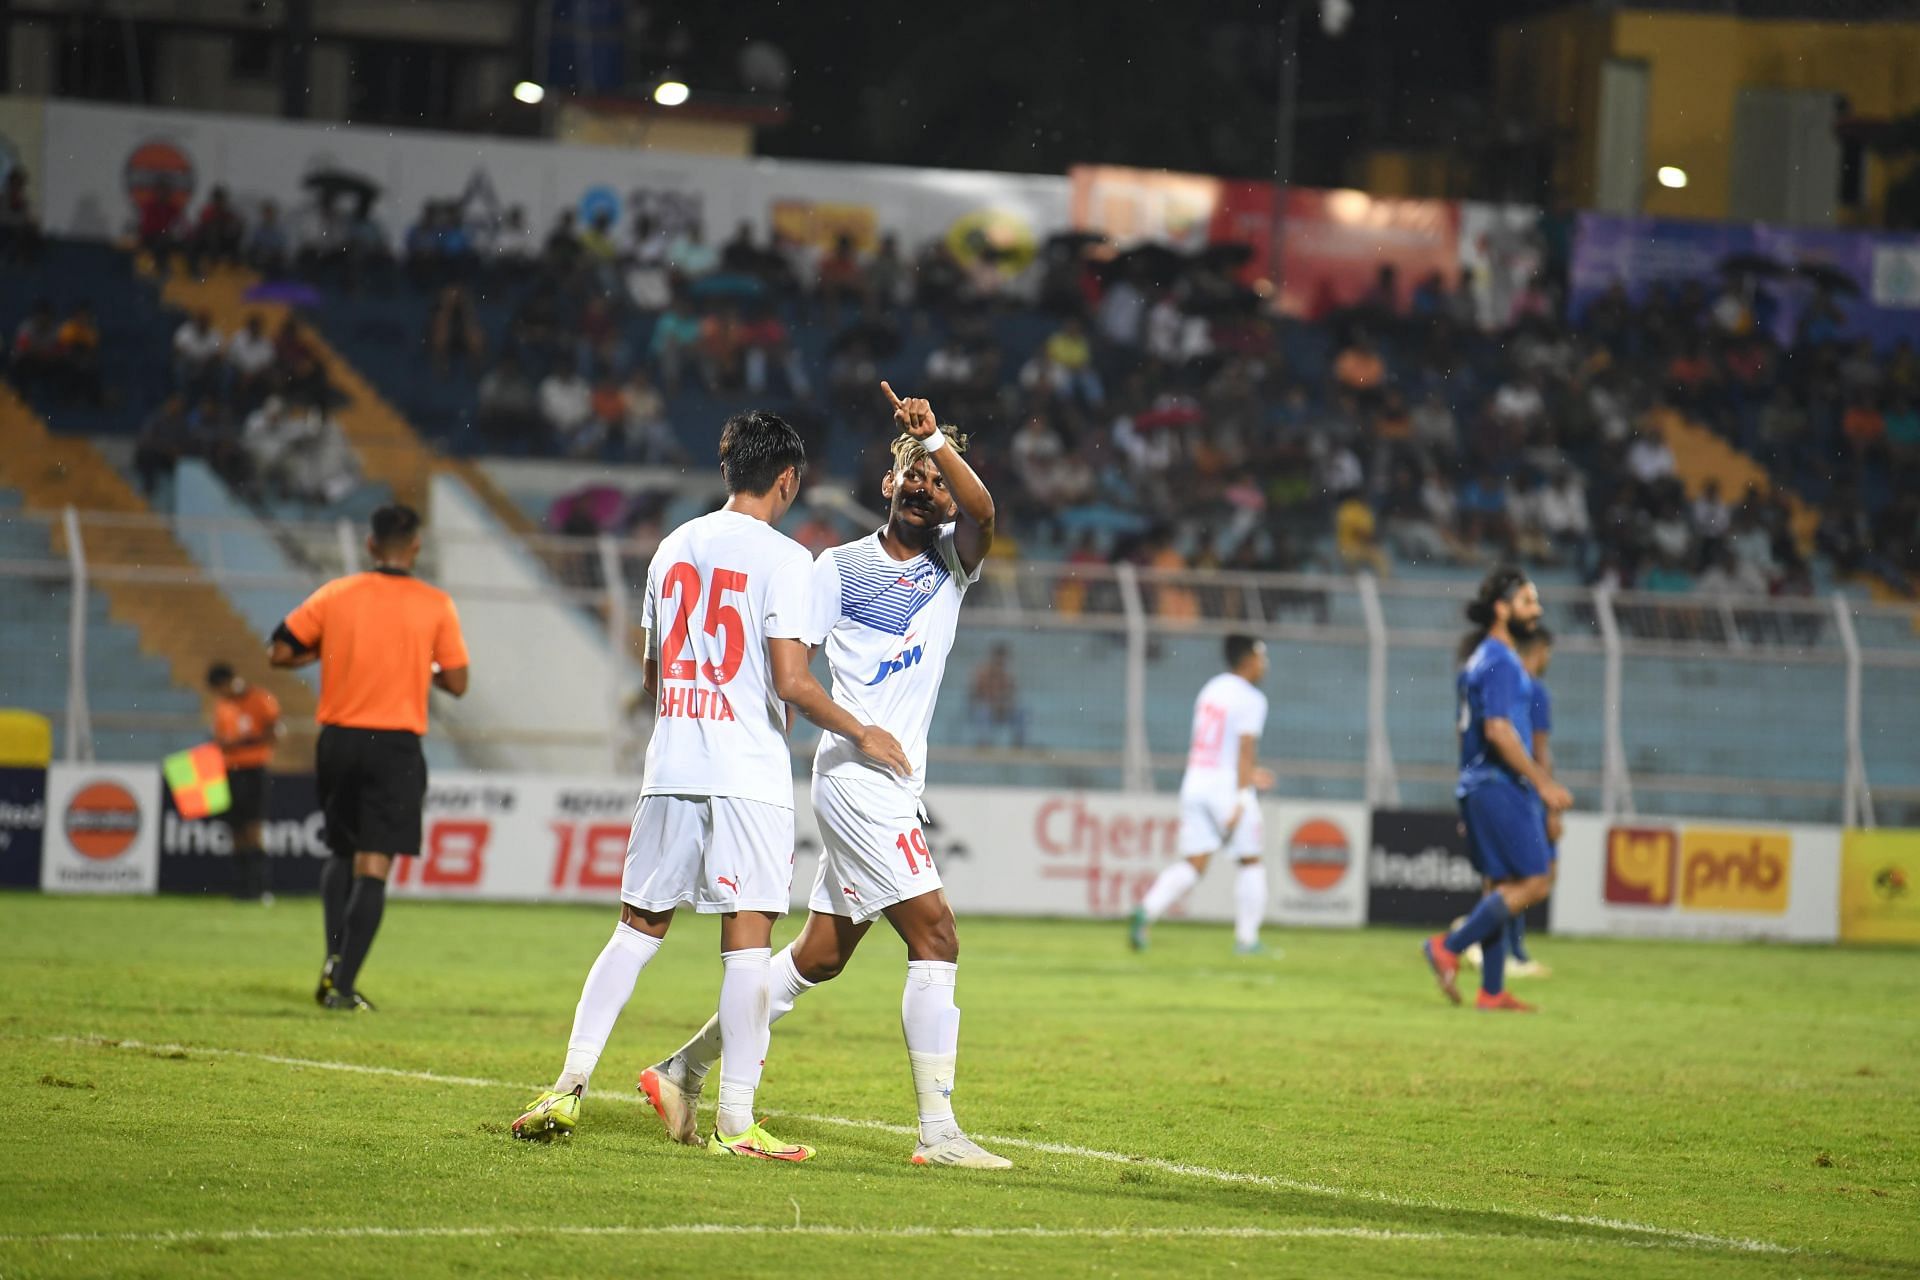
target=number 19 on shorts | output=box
[895,828,932,875]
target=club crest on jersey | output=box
[865,644,925,686]
[895,570,939,595]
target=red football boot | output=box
[1422,933,1461,1005]
[1476,990,1537,1012]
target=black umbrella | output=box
[302,168,383,219]
[1044,230,1108,253]
[1717,251,1785,279]
[1181,287,1263,317]
[1200,241,1256,270]
[1794,261,1862,296]
[1097,242,1188,286]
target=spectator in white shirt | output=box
[1491,372,1546,432]
[1538,465,1592,565]
[1410,389,1458,460]
[224,314,277,405]
[667,224,719,280]
[1647,489,1693,564]
[1507,473,1553,561]
[1691,478,1731,544]
[173,310,224,396]
[1318,439,1364,499]
[538,360,594,453]
[1626,427,1678,485]
[489,205,538,271]
[1097,275,1147,349]
[1696,546,1769,597]
[1145,296,1186,363]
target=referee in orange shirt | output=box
[270,504,470,1012]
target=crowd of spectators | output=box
[135,308,357,508]
[14,156,1917,599]
[1576,276,1919,597]
[9,297,102,406]
[346,191,1908,598]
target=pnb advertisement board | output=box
[1549,813,1840,943]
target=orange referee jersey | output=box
[212,684,281,769]
[284,569,469,735]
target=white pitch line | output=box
[0,1224,1450,1247]
[47,1035,1795,1258]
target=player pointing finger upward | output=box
[643,382,1009,1169]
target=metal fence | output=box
[3,506,1916,827]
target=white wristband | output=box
[921,429,948,453]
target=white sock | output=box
[671,945,813,1089]
[1234,861,1269,948]
[1140,860,1200,921]
[558,922,661,1092]
[902,960,961,1144]
[715,947,772,1137]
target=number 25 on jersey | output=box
[657,563,747,722]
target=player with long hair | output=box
[1422,567,1571,1012]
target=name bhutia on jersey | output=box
[656,685,738,721]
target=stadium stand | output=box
[6,178,1920,820]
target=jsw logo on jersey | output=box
[865,644,925,686]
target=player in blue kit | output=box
[1422,568,1571,1012]
[1463,625,1558,978]
[1509,626,1557,977]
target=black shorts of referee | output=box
[316,726,428,859]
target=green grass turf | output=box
[1,895,1916,1279]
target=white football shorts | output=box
[622,793,794,915]
[1178,787,1264,858]
[807,772,944,924]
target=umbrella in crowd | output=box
[1099,242,1187,287]
[302,168,383,219]
[1717,251,1786,278]
[1794,261,1862,296]
[1044,230,1109,254]
[1199,242,1256,270]
[242,281,323,307]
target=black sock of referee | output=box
[334,875,387,997]
[321,856,353,957]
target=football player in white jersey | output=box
[640,383,1011,1169]
[1130,636,1275,954]
[513,410,910,1160]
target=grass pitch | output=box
[1,894,1915,1279]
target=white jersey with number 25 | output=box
[1178,671,1268,804]
[640,509,815,810]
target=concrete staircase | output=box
[1652,406,1918,618]
[1647,406,1819,549]
[0,382,321,763]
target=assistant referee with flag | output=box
[270,504,470,1012]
